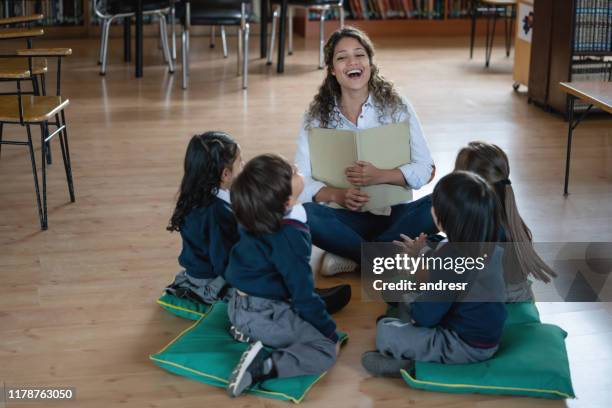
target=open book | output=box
[308,122,413,212]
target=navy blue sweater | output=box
[410,244,507,348]
[178,197,239,280]
[225,218,338,342]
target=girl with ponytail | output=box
[165,132,243,305]
[454,142,556,301]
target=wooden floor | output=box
[0,34,611,408]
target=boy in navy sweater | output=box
[225,154,341,398]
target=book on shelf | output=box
[308,122,413,212]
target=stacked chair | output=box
[0,13,74,230]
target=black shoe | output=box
[166,286,209,305]
[229,325,253,344]
[315,284,352,314]
[361,351,414,378]
[227,341,275,398]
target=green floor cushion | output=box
[402,322,574,399]
[151,302,348,403]
[157,292,212,320]
[504,302,541,326]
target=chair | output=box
[469,0,517,67]
[268,0,344,69]
[94,0,174,75]
[0,14,46,96]
[178,0,255,90]
[0,48,74,230]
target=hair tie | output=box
[497,179,511,186]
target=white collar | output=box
[284,204,307,224]
[334,93,374,112]
[216,188,231,204]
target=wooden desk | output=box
[559,81,612,195]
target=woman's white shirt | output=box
[295,94,434,204]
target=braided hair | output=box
[167,132,239,232]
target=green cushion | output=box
[157,292,212,320]
[402,322,574,399]
[150,302,348,403]
[504,302,541,326]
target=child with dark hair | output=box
[225,154,343,398]
[165,131,242,305]
[454,141,556,301]
[362,171,507,377]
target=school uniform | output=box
[225,205,337,378]
[295,94,437,262]
[166,189,239,304]
[376,243,507,364]
[499,227,535,302]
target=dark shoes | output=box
[315,284,352,314]
[227,341,276,398]
[361,351,414,378]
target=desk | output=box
[470,0,516,67]
[559,81,612,195]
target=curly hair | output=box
[167,132,239,232]
[305,26,407,129]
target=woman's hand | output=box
[393,233,428,257]
[345,161,384,187]
[338,188,370,211]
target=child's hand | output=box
[393,233,428,257]
[335,188,369,211]
[345,161,383,186]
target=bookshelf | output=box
[528,0,612,117]
[295,0,502,37]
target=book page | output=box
[308,127,358,189]
[356,122,413,211]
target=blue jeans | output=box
[304,195,437,262]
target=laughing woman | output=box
[295,27,437,276]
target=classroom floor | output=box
[0,34,611,408]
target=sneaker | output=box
[227,341,275,398]
[229,325,253,344]
[361,351,414,378]
[315,284,352,314]
[320,253,358,277]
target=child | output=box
[362,171,507,377]
[225,154,342,398]
[165,132,242,305]
[454,141,556,301]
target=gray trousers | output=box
[228,294,336,378]
[166,270,230,304]
[376,317,499,364]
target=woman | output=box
[295,27,437,276]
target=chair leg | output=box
[221,26,228,58]
[237,27,243,77]
[485,10,497,68]
[469,0,477,59]
[160,15,174,73]
[159,15,167,59]
[210,26,216,48]
[288,7,293,55]
[98,18,107,65]
[171,5,177,60]
[100,18,113,75]
[339,5,345,28]
[182,27,189,89]
[267,6,279,65]
[243,23,250,89]
[319,11,325,69]
[40,122,49,229]
[40,74,46,96]
[26,124,44,229]
[57,112,75,203]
